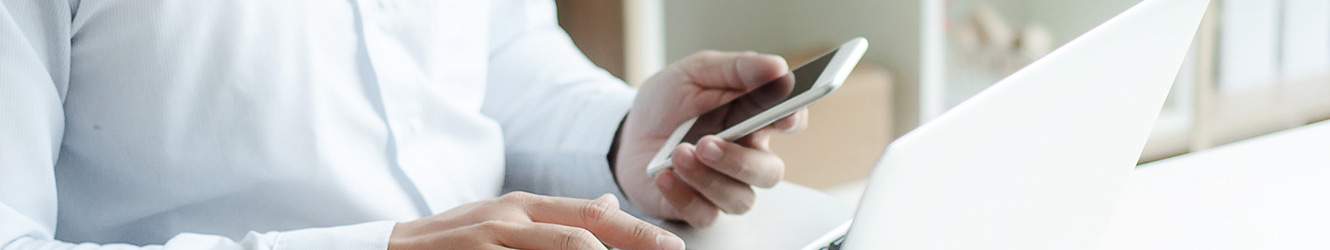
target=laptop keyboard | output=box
[818,234,847,250]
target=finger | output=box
[654,168,690,218]
[679,51,789,91]
[735,130,774,151]
[487,221,607,250]
[775,108,809,133]
[736,108,809,151]
[513,193,686,250]
[672,144,756,214]
[756,108,807,135]
[656,168,722,227]
[694,136,785,188]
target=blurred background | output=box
[554,0,1330,192]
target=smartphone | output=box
[646,37,868,177]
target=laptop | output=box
[663,0,1208,248]
[809,0,1212,249]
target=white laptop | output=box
[662,0,1211,249]
[822,0,1210,249]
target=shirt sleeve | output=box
[0,1,396,250]
[481,0,650,220]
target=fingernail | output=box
[656,234,686,250]
[700,140,723,162]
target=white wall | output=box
[1027,0,1142,45]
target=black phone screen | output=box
[678,49,839,146]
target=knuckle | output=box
[734,188,756,214]
[736,159,757,182]
[675,161,710,187]
[630,222,656,242]
[700,170,724,190]
[440,227,491,247]
[686,50,721,65]
[559,228,600,250]
[474,220,512,233]
[499,191,536,204]
[736,153,784,188]
[580,199,616,225]
[696,50,722,58]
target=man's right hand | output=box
[388,192,685,250]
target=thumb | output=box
[678,51,789,91]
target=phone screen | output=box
[678,49,839,146]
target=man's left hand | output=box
[615,51,807,227]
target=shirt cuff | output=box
[499,84,657,223]
[273,221,396,250]
[558,85,656,222]
[566,84,636,155]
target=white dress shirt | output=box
[0,0,638,249]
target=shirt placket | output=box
[350,0,436,216]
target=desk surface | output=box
[1098,120,1330,249]
[677,120,1330,249]
[663,182,854,250]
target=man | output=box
[0,1,804,250]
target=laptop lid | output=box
[842,0,1210,249]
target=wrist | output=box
[387,223,405,250]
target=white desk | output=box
[673,120,1330,249]
[662,182,854,250]
[1098,120,1330,249]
